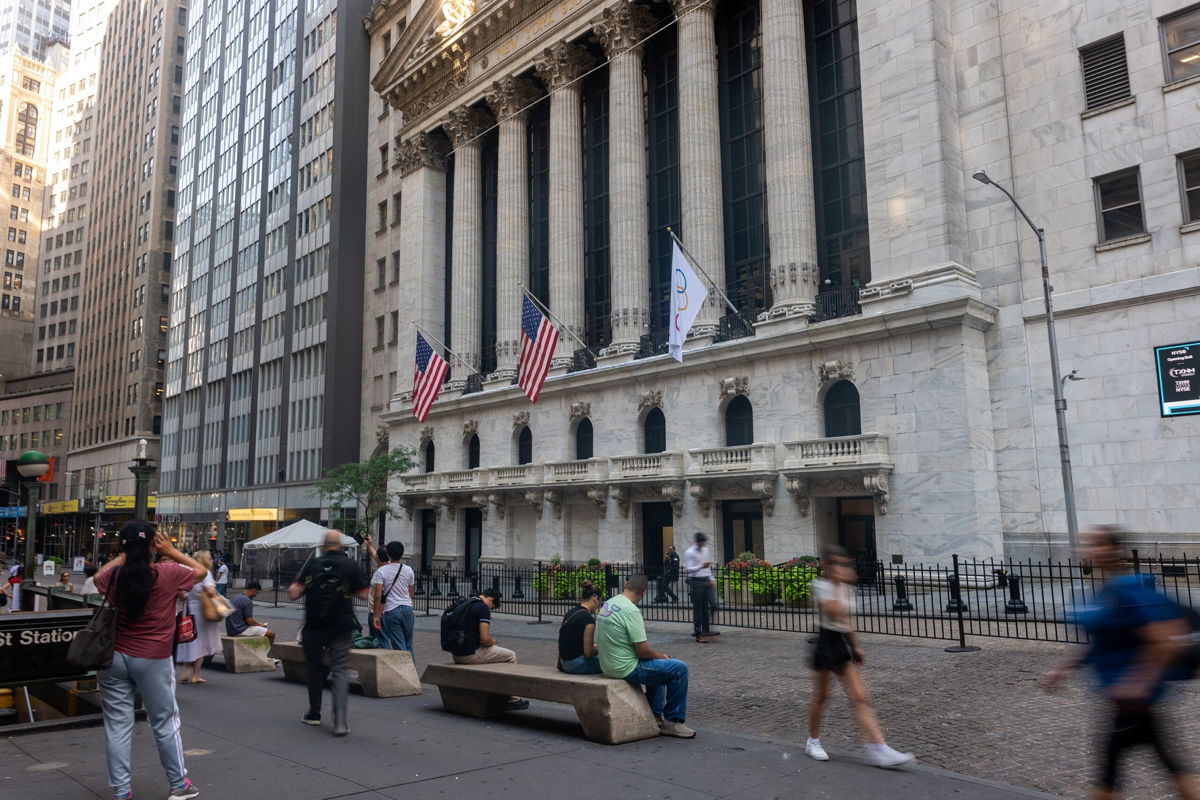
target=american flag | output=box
[518,295,559,403]
[411,332,449,422]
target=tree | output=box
[311,447,416,544]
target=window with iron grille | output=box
[1093,168,1145,242]
[1161,5,1200,83]
[1080,35,1130,111]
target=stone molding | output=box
[638,390,663,413]
[818,359,853,386]
[485,76,543,121]
[593,0,656,57]
[668,0,714,15]
[419,426,435,446]
[569,401,591,422]
[512,410,530,430]
[463,419,479,437]
[719,376,749,399]
[785,473,890,517]
[443,106,494,147]
[395,132,450,176]
[533,41,595,90]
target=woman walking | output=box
[94,521,207,800]
[557,580,603,674]
[176,550,222,684]
[1043,526,1197,800]
[370,541,415,653]
[805,545,914,768]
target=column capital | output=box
[534,42,596,91]
[485,76,543,121]
[443,106,494,147]
[395,132,450,177]
[669,0,714,17]
[593,0,656,58]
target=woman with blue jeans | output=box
[558,580,603,674]
[94,520,208,800]
[371,541,415,652]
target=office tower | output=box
[159,0,369,554]
[0,0,71,60]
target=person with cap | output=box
[288,530,370,736]
[683,533,719,643]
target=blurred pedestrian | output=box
[6,564,23,611]
[1043,525,1198,800]
[654,545,680,604]
[55,570,74,591]
[371,541,414,653]
[80,564,99,594]
[288,530,369,735]
[94,521,207,800]
[176,551,222,685]
[683,533,718,642]
[558,580,603,674]
[805,544,914,769]
[214,559,229,597]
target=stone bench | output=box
[268,641,421,698]
[220,636,277,674]
[421,662,659,745]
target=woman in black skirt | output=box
[805,545,914,768]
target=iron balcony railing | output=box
[812,286,862,322]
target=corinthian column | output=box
[443,106,493,385]
[535,43,595,366]
[595,1,655,356]
[762,0,819,318]
[486,76,543,381]
[671,0,724,337]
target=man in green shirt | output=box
[595,574,694,738]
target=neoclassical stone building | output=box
[368,0,1200,569]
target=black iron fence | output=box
[338,553,1200,646]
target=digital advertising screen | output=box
[1155,341,1200,417]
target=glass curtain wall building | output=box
[0,0,72,60]
[159,0,368,555]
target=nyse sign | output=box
[1154,341,1200,417]
[482,0,589,66]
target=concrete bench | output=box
[220,636,277,674]
[268,641,421,698]
[421,662,659,745]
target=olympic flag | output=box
[668,239,709,362]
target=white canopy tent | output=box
[239,520,358,582]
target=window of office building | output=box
[1094,167,1145,242]
[1162,5,1200,83]
[1178,150,1200,223]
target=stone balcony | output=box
[685,443,779,517]
[399,472,440,493]
[543,458,609,486]
[488,464,544,488]
[779,433,893,516]
[687,443,777,476]
[442,469,488,492]
[607,452,685,482]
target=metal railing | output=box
[714,310,756,342]
[568,347,597,373]
[635,330,669,359]
[813,286,862,321]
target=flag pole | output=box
[411,321,474,374]
[517,283,592,354]
[666,227,739,316]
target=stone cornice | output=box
[379,296,999,422]
[363,0,408,34]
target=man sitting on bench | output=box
[595,574,695,739]
[451,587,528,711]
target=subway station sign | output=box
[1155,341,1200,417]
[0,609,94,685]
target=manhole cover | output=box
[26,762,69,772]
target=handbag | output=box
[176,613,197,644]
[200,591,234,621]
[66,568,119,671]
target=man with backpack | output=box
[441,587,528,710]
[288,530,370,736]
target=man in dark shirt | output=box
[225,581,276,643]
[450,587,528,710]
[288,530,369,735]
[655,545,681,603]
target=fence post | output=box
[512,573,525,599]
[1004,575,1028,614]
[945,555,980,653]
[892,576,913,612]
[424,570,431,616]
[274,561,280,608]
[447,571,459,599]
[528,561,551,625]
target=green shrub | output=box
[533,561,607,600]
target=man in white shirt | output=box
[215,560,230,596]
[682,533,718,643]
[370,541,416,652]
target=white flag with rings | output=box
[668,239,709,363]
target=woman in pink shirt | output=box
[94,521,207,800]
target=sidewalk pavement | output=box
[3,647,1056,800]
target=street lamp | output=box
[972,170,1079,554]
[16,450,50,611]
[129,438,156,521]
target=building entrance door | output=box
[419,509,436,573]
[836,497,876,562]
[464,508,482,574]
[721,499,764,561]
[641,502,673,573]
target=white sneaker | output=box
[805,738,829,761]
[658,720,696,738]
[863,744,915,769]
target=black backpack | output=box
[440,596,476,656]
[306,561,350,627]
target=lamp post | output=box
[129,438,157,521]
[16,450,50,611]
[972,170,1079,554]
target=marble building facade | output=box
[370,0,1200,568]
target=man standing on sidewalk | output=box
[288,530,369,736]
[683,533,718,643]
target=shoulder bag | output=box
[66,568,120,671]
[200,589,234,621]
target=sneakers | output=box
[658,720,696,739]
[166,779,200,799]
[506,698,530,711]
[114,793,133,799]
[302,711,321,726]
[862,743,915,769]
[332,722,349,737]
[805,738,829,761]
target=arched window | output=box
[824,380,861,437]
[517,426,532,465]
[724,395,754,446]
[15,103,38,156]
[466,434,480,469]
[643,407,666,454]
[423,441,435,473]
[575,418,593,460]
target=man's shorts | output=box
[237,625,270,637]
